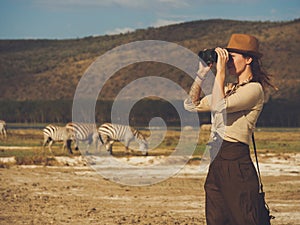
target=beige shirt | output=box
[184,81,264,145]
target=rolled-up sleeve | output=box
[184,95,212,112]
[225,83,264,113]
[184,83,263,113]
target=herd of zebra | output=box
[1,120,148,156]
[0,120,7,139]
[43,122,148,156]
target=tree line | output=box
[0,99,298,127]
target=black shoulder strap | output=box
[252,133,264,193]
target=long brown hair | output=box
[250,58,277,91]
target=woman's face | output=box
[227,52,250,76]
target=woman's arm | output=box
[211,47,229,112]
[225,82,264,113]
[184,61,212,112]
[189,61,212,104]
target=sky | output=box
[0,0,299,40]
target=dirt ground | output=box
[0,152,299,225]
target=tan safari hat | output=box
[226,33,263,58]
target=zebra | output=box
[0,120,7,139]
[42,124,74,154]
[65,122,99,153]
[98,123,148,156]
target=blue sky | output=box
[0,0,299,39]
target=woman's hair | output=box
[250,57,277,90]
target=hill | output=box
[0,19,299,101]
[0,19,299,126]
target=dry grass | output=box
[0,127,299,166]
[253,128,300,153]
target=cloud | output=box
[32,0,192,9]
[151,19,183,28]
[105,27,135,35]
[113,0,190,8]
[156,0,190,8]
[104,18,183,36]
[270,8,277,14]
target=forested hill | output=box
[0,19,299,102]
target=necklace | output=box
[238,74,253,85]
[225,76,253,97]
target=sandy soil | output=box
[0,153,299,225]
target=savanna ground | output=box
[0,126,299,225]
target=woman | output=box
[184,34,274,225]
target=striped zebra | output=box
[65,122,99,152]
[0,120,7,139]
[98,123,148,155]
[42,124,74,154]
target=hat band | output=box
[226,48,262,58]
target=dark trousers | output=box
[205,140,260,225]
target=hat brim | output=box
[226,48,263,58]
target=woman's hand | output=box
[211,47,228,109]
[189,59,212,105]
[196,60,212,80]
[215,47,229,76]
